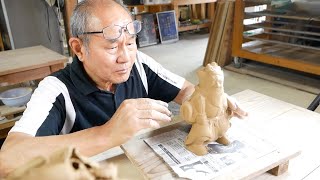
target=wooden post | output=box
[63,0,77,57]
[232,0,245,57]
[217,1,235,66]
[207,2,215,20]
[172,1,180,29]
[0,30,4,51]
[192,4,198,19]
[200,4,206,19]
[268,161,289,176]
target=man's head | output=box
[69,0,139,90]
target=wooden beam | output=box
[63,0,77,57]
[245,10,320,22]
[173,0,217,6]
[244,36,320,51]
[0,67,51,86]
[203,1,229,66]
[246,23,320,37]
[217,1,235,66]
[191,4,198,19]
[0,31,4,51]
[200,4,206,19]
[178,22,211,32]
[237,49,320,75]
[232,0,245,57]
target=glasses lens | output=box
[103,26,121,40]
[127,20,142,35]
[102,21,142,40]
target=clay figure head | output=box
[197,62,224,89]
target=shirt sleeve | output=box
[9,76,71,136]
[135,51,185,102]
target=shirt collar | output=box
[70,56,99,95]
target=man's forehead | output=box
[90,5,132,28]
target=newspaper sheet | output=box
[144,120,277,180]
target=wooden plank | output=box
[200,4,206,19]
[243,36,320,51]
[50,63,65,73]
[191,4,198,19]
[245,23,320,37]
[231,0,245,57]
[0,67,51,86]
[122,129,300,180]
[127,4,171,8]
[203,1,229,66]
[264,20,320,30]
[0,105,25,130]
[0,30,4,51]
[217,1,234,66]
[249,32,320,43]
[0,115,22,131]
[207,3,216,20]
[268,161,289,176]
[173,0,217,6]
[178,22,211,32]
[237,46,320,76]
[242,40,320,58]
[0,46,67,76]
[203,2,220,66]
[245,10,320,22]
[245,1,269,7]
[231,90,320,180]
[0,127,11,139]
[0,105,26,117]
[224,62,320,95]
[63,0,77,57]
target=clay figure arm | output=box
[181,93,206,124]
[226,94,248,119]
[0,98,171,178]
[173,80,195,105]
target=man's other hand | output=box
[226,94,248,119]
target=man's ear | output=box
[69,37,87,61]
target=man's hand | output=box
[226,94,248,119]
[104,98,172,145]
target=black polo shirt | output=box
[11,51,185,136]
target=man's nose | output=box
[117,43,130,64]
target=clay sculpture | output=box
[180,62,233,156]
[5,147,117,180]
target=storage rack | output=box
[232,0,320,76]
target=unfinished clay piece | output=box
[180,62,232,156]
[5,147,117,180]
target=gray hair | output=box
[70,0,131,50]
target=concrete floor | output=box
[101,32,320,179]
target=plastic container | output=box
[0,87,33,107]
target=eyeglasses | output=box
[80,20,142,41]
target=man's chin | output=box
[113,74,131,84]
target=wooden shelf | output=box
[127,0,216,33]
[179,22,211,32]
[173,0,217,6]
[245,10,320,22]
[241,40,320,75]
[127,3,171,8]
[232,0,320,76]
[0,105,25,130]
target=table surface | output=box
[120,89,320,179]
[0,45,67,76]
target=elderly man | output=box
[0,0,247,177]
